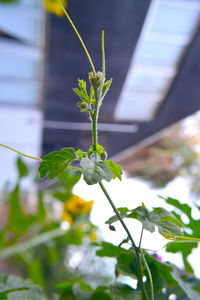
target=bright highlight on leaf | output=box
[39,148,76,179]
[43,0,67,16]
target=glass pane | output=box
[115,92,162,121]
[0,80,40,106]
[0,51,40,79]
[150,2,200,36]
[19,0,42,8]
[0,6,44,45]
[125,71,171,93]
[136,41,184,66]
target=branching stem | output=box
[99,181,148,299]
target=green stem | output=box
[0,144,43,162]
[138,227,154,300]
[90,31,106,154]
[141,252,154,300]
[67,166,84,172]
[99,181,147,299]
[101,30,105,76]
[58,0,96,74]
[0,228,66,259]
[91,105,99,154]
[139,226,144,249]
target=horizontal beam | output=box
[43,120,138,133]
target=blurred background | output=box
[0,0,200,298]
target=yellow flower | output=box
[65,195,94,215]
[89,232,97,242]
[61,210,73,224]
[61,195,94,224]
[43,0,67,16]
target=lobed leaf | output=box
[105,160,123,180]
[105,211,129,225]
[162,196,200,273]
[80,157,112,185]
[128,204,183,236]
[151,207,183,236]
[39,148,76,179]
[101,79,112,99]
[128,204,155,233]
[96,242,128,258]
[73,79,90,103]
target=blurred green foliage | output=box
[0,158,96,298]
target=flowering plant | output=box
[1,1,200,299]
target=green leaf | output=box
[108,225,116,231]
[110,283,141,300]
[145,254,177,292]
[72,279,92,292]
[90,291,111,300]
[0,0,17,2]
[145,253,200,298]
[73,79,89,103]
[89,144,104,154]
[105,160,123,180]
[27,259,45,289]
[105,207,130,225]
[56,281,75,300]
[36,192,46,222]
[55,279,92,292]
[65,228,83,245]
[39,148,76,179]
[118,207,130,213]
[96,144,104,153]
[80,157,112,185]
[73,79,96,106]
[171,267,200,300]
[7,184,26,235]
[116,251,138,279]
[105,211,128,225]
[0,275,44,300]
[96,242,128,258]
[101,79,112,99]
[162,197,200,272]
[52,170,81,202]
[90,286,111,300]
[160,215,184,227]
[16,157,28,178]
[128,204,155,233]
[128,204,183,236]
[75,149,84,158]
[152,207,184,235]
